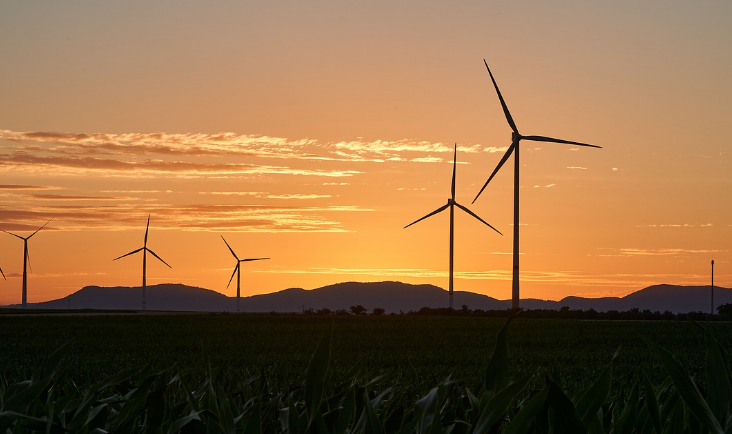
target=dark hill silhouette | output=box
[558,284,729,313]
[33,284,231,311]
[9,282,729,314]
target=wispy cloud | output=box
[266,194,332,200]
[0,129,478,167]
[567,166,587,170]
[0,184,60,190]
[597,248,725,257]
[0,203,374,233]
[199,191,263,196]
[259,267,688,294]
[0,153,360,178]
[636,223,713,228]
[26,194,131,201]
[483,146,510,153]
[533,184,556,188]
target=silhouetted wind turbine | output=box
[405,144,502,309]
[4,219,53,309]
[221,236,269,312]
[472,60,601,309]
[113,215,171,311]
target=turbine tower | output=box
[113,215,171,311]
[711,259,715,315]
[405,144,502,309]
[221,236,269,312]
[472,60,601,309]
[4,220,53,308]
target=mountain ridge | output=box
[6,281,729,314]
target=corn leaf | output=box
[305,328,332,428]
[706,326,731,427]
[644,337,724,434]
[484,312,520,395]
[473,375,531,434]
[642,371,662,434]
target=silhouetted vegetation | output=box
[1,313,731,432]
[407,305,720,321]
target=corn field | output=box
[1,313,731,433]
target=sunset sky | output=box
[1,1,730,306]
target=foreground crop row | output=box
[1,314,731,433]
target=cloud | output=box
[266,194,332,200]
[199,191,263,196]
[26,194,129,201]
[258,268,681,294]
[410,157,443,163]
[597,248,725,257]
[483,146,510,153]
[0,184,60,190]
[0,153,360,178]
[0,128,472,166]
[567,166,587,170]
[0,203,374,233]
[636,223,713,228]
[533,184,555,188]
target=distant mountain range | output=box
[7,281,729,314]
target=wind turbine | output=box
[405,144,502,309]
[113,215,171,311]
[221,236,269,312]
[4,219,53,309]
[472,60,601,309]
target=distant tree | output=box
[334,309,349,316]
[349,305,368,315]
[717,303,732,315]
[316,308,332,315]
[461,305,470,314]
[372,307,385,316]
[303,308,314,316]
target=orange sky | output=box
[1,1,730,305]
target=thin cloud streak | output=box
[259,267,703,294]
[0,203,374,233]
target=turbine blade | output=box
[113,247,144,261]
[0,266,5,280]
[522,135,601,148]
[455,202,502,235]
[241,258,270,262]
[26,249,33,274]
[146,248,172,268]
[28,218,54,239]
[226,263,239,289]
[451,143,457,200]
[3,231,25,240]
[144,214,150,247]
[484,59,519,134]
[404,203,450,229]
[221,236,239,260]
[472,141,516,204]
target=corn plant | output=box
[1,315,730,433]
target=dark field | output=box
[0,313,727,395]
